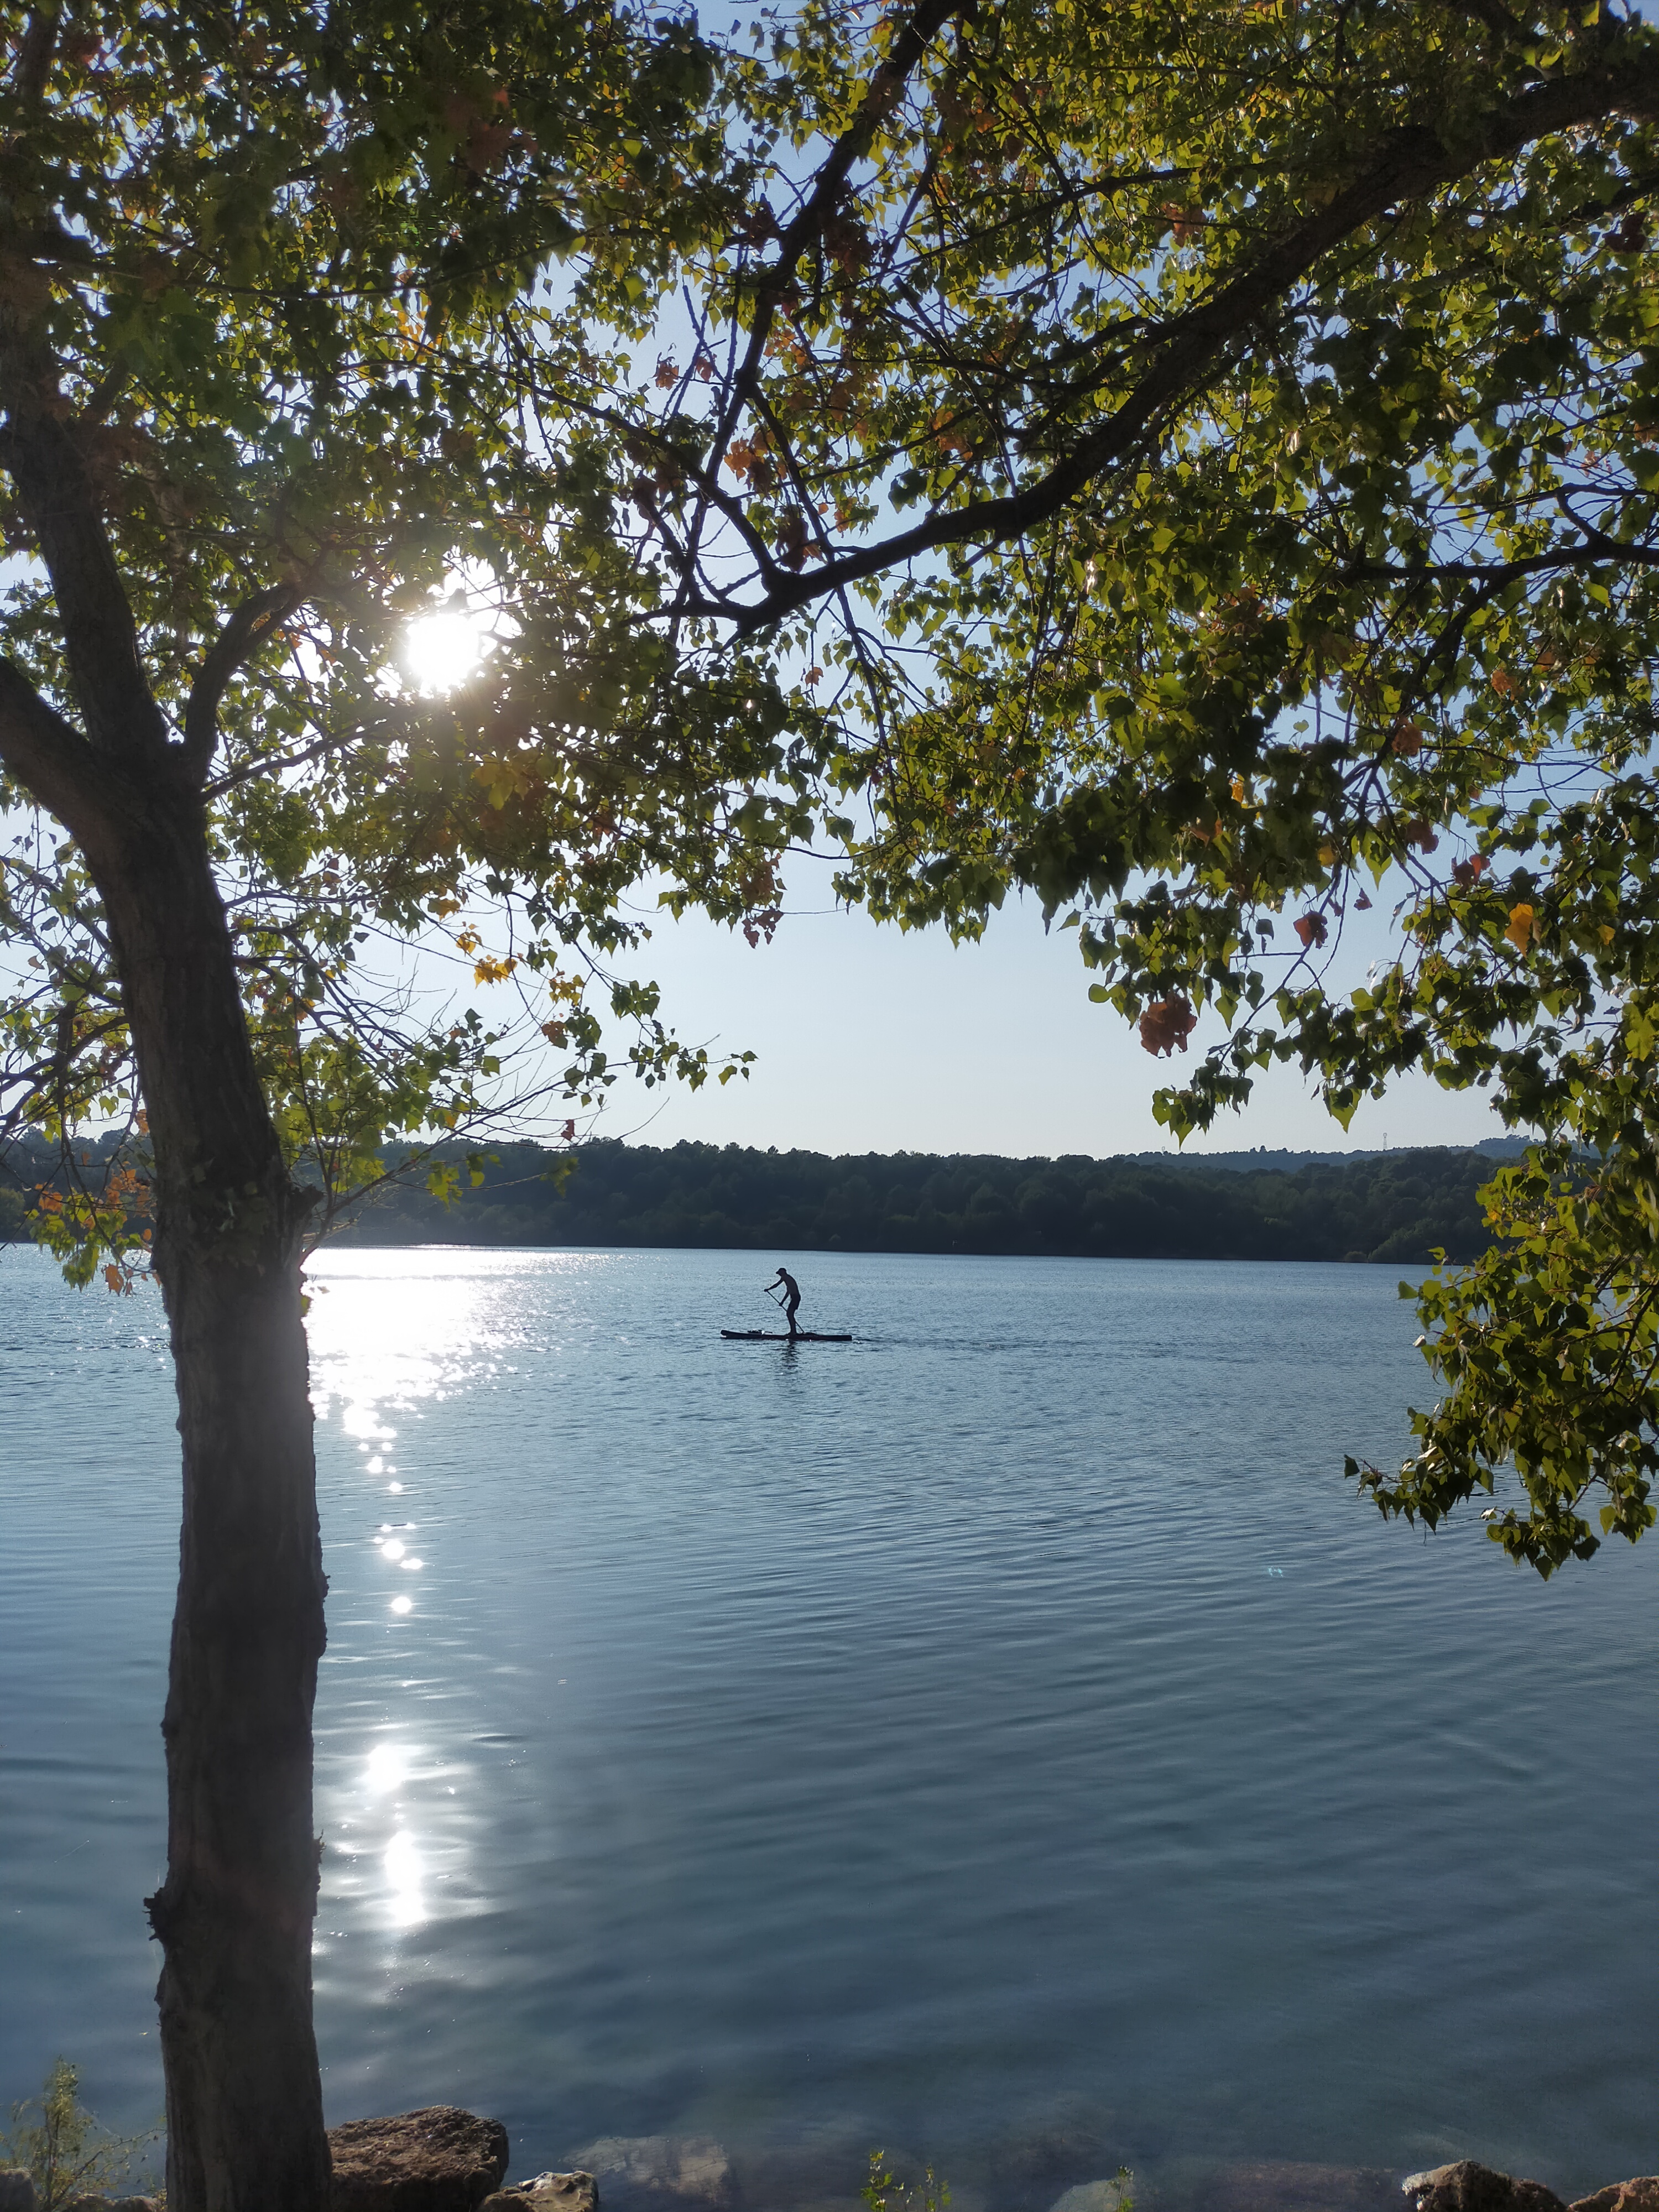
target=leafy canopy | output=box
[0,0,813,1259]
[592,0,1659,1573]
[5,0,1659,1571]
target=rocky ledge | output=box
[1404,2169,1659,2212]
[0,2107,580,2212]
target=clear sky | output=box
[592,858,1507,1159]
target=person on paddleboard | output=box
[770,1266,802,1337]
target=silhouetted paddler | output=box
[770,1266,801,1338]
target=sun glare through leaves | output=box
[403,608,484,696]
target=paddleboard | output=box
[721,1329,853,1342]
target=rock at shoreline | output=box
[1570,2186,1659,2212]
[1404,2164,1567,2212]
[565,2137,734,2212]
[330,2106,510,2212]
[482,2174,600,2212]
[1052,2179,1133,2212]
[0,2172,36,2212]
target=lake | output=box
[1,1245,1654,2208]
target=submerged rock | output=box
[1052,2179,1134,2212]
[330,2106,510,2212]
[987,2114,1118,2205]
[1403,2165,1567,2212]
[1570,2187,1659,2212]
[0,2174,35,2212]
[565,2138,734,2211]
[1189,2165,1398,2212]
[482,2175,600,2212]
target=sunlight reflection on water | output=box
[300,1253,585,1949]
[288,1244,1657,2198]
[5,1242,1652,2204]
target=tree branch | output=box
[1437,0,1528,40]
[1355,538,1659,586]
[0,195,170,763]
[11,6,61,101]
[183,583,304,785]
[707,0,967,472]
[711,41,1659,635]
[0,656,122,855]
[0,397,169,761]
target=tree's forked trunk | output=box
[0,344,334,2209]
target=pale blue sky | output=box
[599,866,1507,1159]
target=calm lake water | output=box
[2,1244,1655,2206]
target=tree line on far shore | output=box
[2,1134,1516,1267]
[330,1139,1510,1265]
[0,1135,1531,1267]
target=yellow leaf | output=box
[1505,902,1537,952]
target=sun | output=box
[403,607,484,694]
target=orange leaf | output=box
[1159,201,1206,245]
[1139,994,1197,1056]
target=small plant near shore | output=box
[1,2059,163,2210]
[864,2151,1133,2212]
[864,2150,951,2212]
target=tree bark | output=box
[104,784,331,2212]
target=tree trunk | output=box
[0,327,332,2208]
[96,787,331,2212]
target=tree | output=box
[7,0,1659,2205]
[0,6,799,2207]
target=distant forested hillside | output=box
[317,1140,1508,1265]
[0,1136,1523,1264]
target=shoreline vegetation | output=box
[1,1138,1526,1269]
